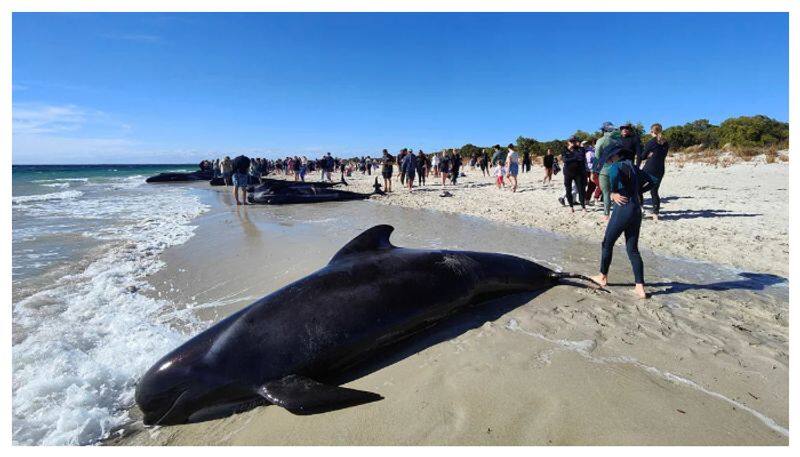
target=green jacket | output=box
[594,130,621,175]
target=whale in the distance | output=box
[248,178,381,205]
[135,225,603,425]
[145,170,213,183]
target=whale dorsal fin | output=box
[329,225,395,264]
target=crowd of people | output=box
[200,120,669,299]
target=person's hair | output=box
[507,143,514,149]
[382,149,388,153]
[651,123,663,135]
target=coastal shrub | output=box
[717,115,789,148]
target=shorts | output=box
[232,172,249,187]
[405,170,416,181]
[382,169,393,179]
[508,162,519,176]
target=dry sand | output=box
[345,156,789,277]
[114,163,789,445]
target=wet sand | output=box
[115,182,788,445]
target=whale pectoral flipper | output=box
[257,375,383,415]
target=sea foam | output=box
[12,183,209,445]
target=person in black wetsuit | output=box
[522,149,531,173]
[590,145,647,299]
[560,137,587,212]
[416,150,427,186]
[450,149,461,185]
[618,123,643,166]
[639,123,669,220]
[542,149,556,185]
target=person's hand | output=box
[611,193,628,205]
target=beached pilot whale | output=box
[248,178,382,205]
[135,225,603,426]
[146,170,213,183]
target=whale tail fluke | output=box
[550,272,610,292]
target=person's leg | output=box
[233,185,240,204]
[594,208,626,285]
[564,173,576,208]
[576,172,587,209]
[242,188,248,205]
[592,173,602,200]
[585,171,596,200]
[651,174,663,216]
[599,173,611,218]
[623,209,646,297]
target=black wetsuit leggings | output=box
[563,166,586,209]
[417,166,426,185]
[600,201,644,284]
[639,173,663,214]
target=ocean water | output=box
[11,165,209,445]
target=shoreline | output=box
[114,177,788,445]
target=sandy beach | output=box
[345,155,789,277]
[114,158,789,445]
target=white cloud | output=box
[12,104,91,135]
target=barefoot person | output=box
[542,148,555,185]
[381,149,394,193]
[561,137,587,212]
[639,123,669,220]
[505,143,520,192]
[591,146,647,299]
[231,154,251,205]
[401,149,417,191]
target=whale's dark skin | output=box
[248,178,381,205]
[146,170,213,183]
[135,225,602,426]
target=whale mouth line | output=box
[148,389,189,426]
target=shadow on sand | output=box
[609,272,787,297]
[657,209,761,220]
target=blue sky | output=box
[12,12,789,164]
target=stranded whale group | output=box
[135,225,603,425]
[145,168,380,205]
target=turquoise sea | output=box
[12,164,209,445]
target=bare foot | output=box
[590,274,608,287]
[652,214,659,221]
[634,284,647,299]
[236,201,242,206]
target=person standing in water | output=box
[542,149,555,185]
[591,145,647,299]
[639,123,669,220]
[231,154,251,205]
[505,143,520,192]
